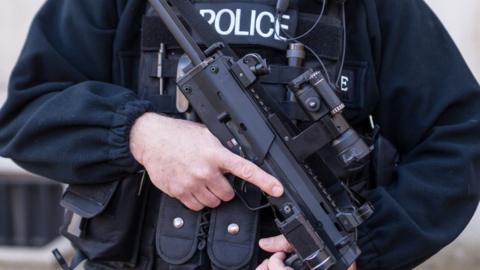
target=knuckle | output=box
[191,204,204,212]
[205,169,216,180]
[240,164,255,180]
[225,190,235,201]
[182,200,193,209]
[169,188,181,198]
[183,180,197,191]
[195,167,214,179]
[185,202,198,211]
[223,188,235,201]
[209,198,221,208]
[203,193,220,207]
[264,176,277,190]
[185,198,203,211]
[214,197,222,206]
[268,180,277,190]
[170,186,186,198]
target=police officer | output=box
[0,0,479,270]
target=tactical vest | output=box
[57,1,399,269]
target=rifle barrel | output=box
[148,0,205,65]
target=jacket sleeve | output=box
[357,0,480,269]
[0,0,151,184]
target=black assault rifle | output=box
[148,0,374,269]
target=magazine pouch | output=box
[208,184,262,270]
[156,195,205,266]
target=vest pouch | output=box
[156,195,210,269]
[208,187,262,270]
[60,173,148,266]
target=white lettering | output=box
[215,9,235,36]
[256,11,275,38]
[234,9,249,36]
[198,8,292,41]
[274,14,290,40]
[199,9,215,25]
[341,76,349,92]
[250,10,257,36]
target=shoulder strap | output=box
[169,0,238,58]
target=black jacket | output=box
[1,0,479,269]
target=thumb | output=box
[259,235,293,253]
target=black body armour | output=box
[138,1,350,269]
[59,1,396,270]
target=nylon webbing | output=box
[170,0,238,58]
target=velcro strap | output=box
[142,16,178,51]
[297,15,342,60]
[260,65,306,84]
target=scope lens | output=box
[332,129,370,166]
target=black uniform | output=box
[0,0,479,269]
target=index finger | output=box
[219,150,284,197]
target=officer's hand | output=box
[130,113,284,211]
[258,235,357,270]
[257,234,294,270]
[256,252,293,270]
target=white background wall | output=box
[425,0,480,80]
[0,0,45,103]
[0,1,478,269]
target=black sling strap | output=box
[169,0,238,58]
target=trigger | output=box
[228,175,270,211]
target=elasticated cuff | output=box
[107,99,153,172]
